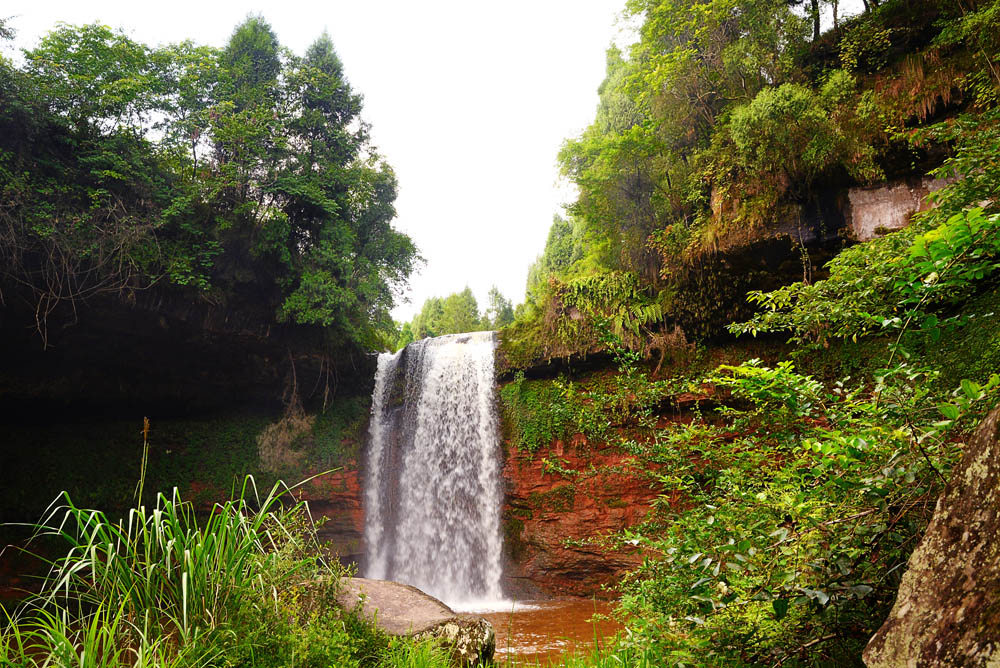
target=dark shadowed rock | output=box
[864,405,1000,668]
[336,577,495,666]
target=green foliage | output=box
[725,76,883,203]
[558,273,665,343]
[610,359,992,666]
[500,324,670,452]
[734,105,1000,348]
[500,307,998,668]
[440,287,483,334]
[485,285,515,329]
[933,0,1000,107]
[840,16,896,72]
[306,395,370,468]
[0,18,416,350]
[708,359,824,419]
[0,478,456,668]
[524,214,588,299]
[407,288,484,341]
[220,15,281,109]
[734,205,1000,348]
[2,479,341,666]
[399,285,517,349]
[499,372,574,453]
[0,18,14,42]
[923,283,1000,386]
[730,84,843,186]
[504,270,667,368]
[500,4,1000,666]
[524,0,999,349]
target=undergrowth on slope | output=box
[501,290,1000,666]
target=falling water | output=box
[363,331,505,608]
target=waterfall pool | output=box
[467,598,622,665]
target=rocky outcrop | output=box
[290,435,663,599]
[847,175,953,241]
[336,577,494,666]
[294,469,365,568]
[501,434,663,597]
[0,284,376,419]
[864,405,1000,667]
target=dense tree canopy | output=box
[506,0,1000,361]
[394,285,515,350]
[0,17,417,350]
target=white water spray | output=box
[363,331,505,608]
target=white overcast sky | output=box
[3,1,634,321]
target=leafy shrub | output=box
[730,83,843,187]
[612,359,993,666]
[499,372,574,452]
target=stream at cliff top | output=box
[363,331,506,608]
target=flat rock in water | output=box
[864,405,1000,667]
[336,577,495,665]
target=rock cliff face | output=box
[0,285,375,419]
[864,405,1000,667]
[294,469,366,568]
[300,437,661,599]
[500,434,662,597]
[847,175,953,241]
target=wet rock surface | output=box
[864,405,1000,667]
[294,469,365,568]
[336,577,494,666]
[501,434,661,596]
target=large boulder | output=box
[864,406,1000,667]
[336,577,494,666]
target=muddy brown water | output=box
[475,598,621,665]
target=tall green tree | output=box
[484,286,515,329]
[412,296,445,340]
[0,18,417,351]
[440,287,481,334]
[407,287,490,341]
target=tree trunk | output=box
[811,0,821,40]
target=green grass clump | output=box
[0,476,456,668]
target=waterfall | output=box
[363,331,505,608]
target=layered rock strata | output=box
[501,434,662,596]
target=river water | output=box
[471,598,622,665]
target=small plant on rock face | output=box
[500,372,574,453]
